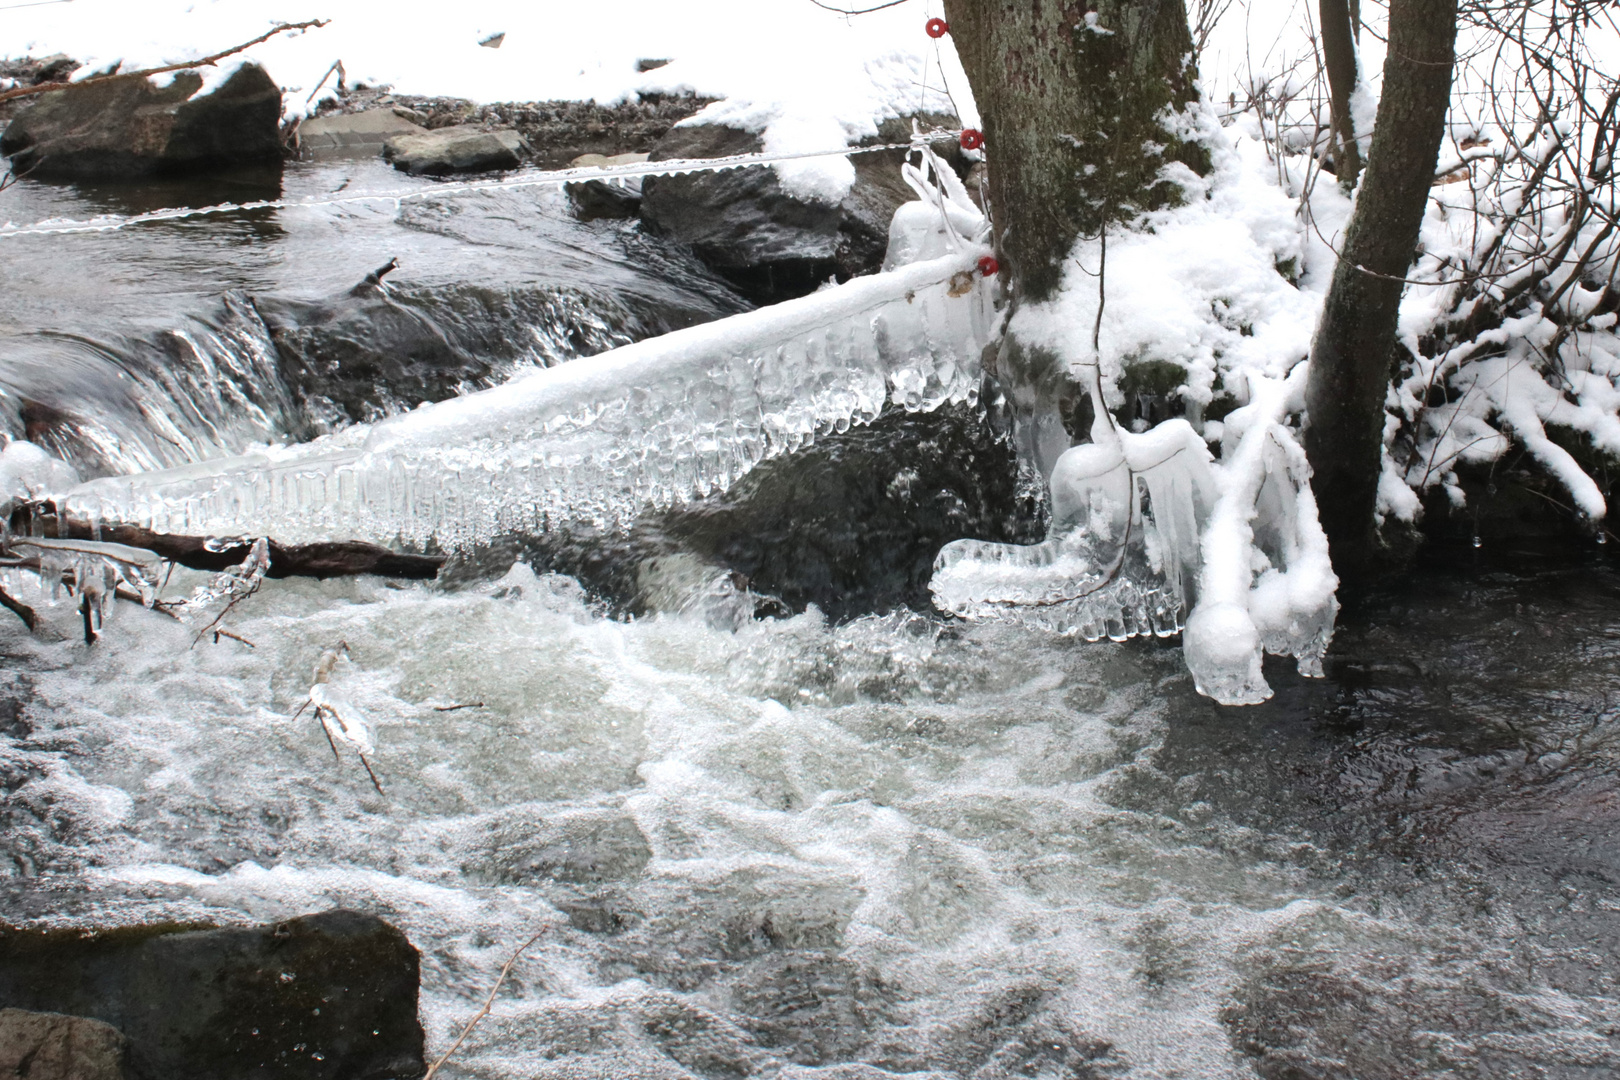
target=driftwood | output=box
[29,515,445,580]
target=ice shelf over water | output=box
[59,252,994,548]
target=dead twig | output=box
[0,584,37,632]
[421,928,551,1080]
[0,20,330,106]
[432,702,485,712]
[213,627,256,648]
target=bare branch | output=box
[806,0,911,14]
[422,928,551,1080]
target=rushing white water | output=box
[8,559,1619,1079]
[0,565,1316,1079]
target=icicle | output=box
[932,363,1336,706]
[61,246,995,551]
[1182,366,1337,703]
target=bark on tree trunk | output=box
[941,0,1207,477]
[942,0,1204,304]
[1319,0,1363,189]
[1303,0,1458,575]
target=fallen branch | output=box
[0,20,330,106]
[295,641,385,795]
[30,515,444,580]
[422,928,550,1080]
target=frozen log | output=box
[59,244,996,554]
[20,513,445,580]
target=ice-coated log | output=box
[58,252,995,550]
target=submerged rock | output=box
[639,115,966,303]
[383,125,525,175]
[0,909,423,1080]
[0,64,282,180]
[0,1009,129,1080]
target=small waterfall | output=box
[0,293,295,477]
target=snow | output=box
[1009,102,1321,416]
[3,0,968,203]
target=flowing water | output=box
[3,167,1620,1079]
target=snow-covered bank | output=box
[4,0,967,201]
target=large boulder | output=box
[0,1009,129,1080]
[383,125,526,175]
[638,115,967,303]
[0,909,424,1080]
[0,64,283,180]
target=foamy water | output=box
[2,562,1329,1079]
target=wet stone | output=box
[0,910,423,1080]
[0,63,282,180]
[298,108,424,159]
[0,1008,129,1080]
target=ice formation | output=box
[57,151,995,551]
[931,360,1335,705]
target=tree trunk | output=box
[941,0,1208,478]
[943,0,1204,304]
[1319,0,1363,189]
[1303,0,1458,575]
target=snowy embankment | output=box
[2,0,968,202]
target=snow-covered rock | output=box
[640,117,964,302]
[0,63,282,180]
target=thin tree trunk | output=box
[1320,0,1363,189]
[1304,0,1458,575]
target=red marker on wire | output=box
[925,18,950,38]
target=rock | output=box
[565,156,650,222]
[638,115,965,303]
[0,63,283,180]
[383,125,525,175]
[298,107,424,159]
[0,1009,129,1080]
[570,152,651,169]
[255,278,494,434]
[28,55,79,86]
[567,179,642,221]
[0,909,424,1080]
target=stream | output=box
[2,164,1619,1079]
